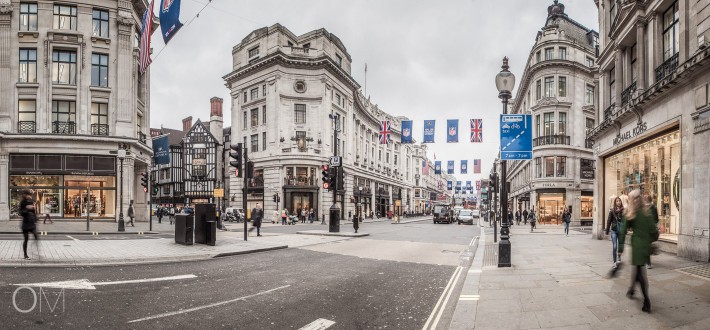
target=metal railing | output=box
[655,53,679,82]
[603,103,615,120]
[91,123,109,136]
[248,176,264,188]
[139,132,147,144]
[621,81,637,106]
[585,139,594,149]
[17,121,36,133]
[52,121,76,134]
[533,135,570,147]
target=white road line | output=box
[15,274,198,290]
[65,235,79,242]
[299,318,336,330]
[459,294,480,301]
[422,266,462,330]
[93,274,197,286]
[431,266,464,329]
[127,285,291,324]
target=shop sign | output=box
[70,171,95,176]
[541,183,556,187]
[613,122,648,146]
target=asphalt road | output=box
[1,220,480,329]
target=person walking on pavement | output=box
[43,201,54,224]
[562,207,571,236]
[605,197,624,269]
[309,208,315,223]
[273,209,279,224]
[20,191,39,260]
[529,209,536,232]
[644,194,659,269]
[522,209,529,225]
[515,210,521,225]
[127,200,135,227]
[249,203,264,236]
[157,206,163,224]
[618,189,656,313]
[507,210,513,226]
[353,211,359,233]
[281,208,288,225]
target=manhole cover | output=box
[676,264,710,280]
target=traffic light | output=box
[246,161,254,179]
[273,194,277,203]
[321,165,331,190]
[140,172,149,193]
[337,168,344,191]
[152,185,159,195]
[328,167,337,191]
[229,143,243,177]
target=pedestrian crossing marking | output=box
[459,294,480,301]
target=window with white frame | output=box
[294,104,306,124]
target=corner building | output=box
[589,0,710,261]
[507,1,598,226]
[224,24,415,219]
[0,0,153,221]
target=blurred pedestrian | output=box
[644,194,659,269]
[529,210,536,232]
[249,203,263,236]
[281,208,288,225]
[507,210,513,226]
[605,197,624,268]
[618,189,656,313]
[562,207,571,236]
[157,206,163,224]
[522,209,529,225]
[20,190,39,260]
[515,210,521,225]
[127,200,135,227]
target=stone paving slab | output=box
[296,230,370,237]
[449,225,710,329]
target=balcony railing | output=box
[603,103,615,120]
[52,121,76,134]
[91,123,109,136]
[138,132,147,144]
[655,53,679,82]
[585,139,594,149]
[17,121,36,133]
[284,176,317,186]
[621,81,637,106]
[533,135,570,147]
[352,186,372,196]
[248,176,264,188]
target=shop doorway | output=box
[291,193,312,215]
[538,193,565,225]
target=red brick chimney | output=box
[182,116,193,132]
[210,97,223,117]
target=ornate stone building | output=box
[0,0,154,221]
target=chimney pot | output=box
[210,97,224,117]
[182,116,193,132]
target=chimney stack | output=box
[182,116,193,132]
[210,97,223,117]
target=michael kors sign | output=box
[613,122,648,146]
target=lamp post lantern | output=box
[495,57,515,267]
[117,147,126,232]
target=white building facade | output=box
[0,0,153,221]
[224,24,416,220]
[507,1,598,226]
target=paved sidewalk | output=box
[450,224,710,329]
[0,219,178,234]
[0,231,352,267]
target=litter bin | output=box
[175,214,194,245]
[205,221,216,246]
[195,203,216,244]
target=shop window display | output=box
[604,130,680,241]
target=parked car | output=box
[457,209,475,225]
[225,207,244,221]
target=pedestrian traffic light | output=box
[273,194,277,203]
[152,185,159,195]
[140,172,149,192]
[246,161,254,179]
[337,168,344,191]
[328,167,337,191]
[321,165,331,190]
[229,143,243,177]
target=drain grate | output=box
[676,264,710,280]
[483,243,498,266]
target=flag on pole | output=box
[476,180,481,190]
[423,120,435,143]
[447,119,459,143]
[470,119,483,142]
[466,181,472,191]
[401,120,413,144]
[159,0,183,44]
[422,160,430,175]
[139,1,155,74]
[152,135,170,165]
[434,161,442,174]
[379,120,391,144]
[447,161,454,174]
[473,159,481,174]
[447,181,453,190]
[461,160,468,174]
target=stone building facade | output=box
[507,1,598,226]
[0,0,153,221]
[589,0,710,261]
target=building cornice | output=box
[513,59,595,110]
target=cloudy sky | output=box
[149,0,599,184]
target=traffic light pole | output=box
[243,146,249,241]
[149,159,154,232]
[329,116,340,233]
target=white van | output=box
[471,209,481,218]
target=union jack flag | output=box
[379,120,391,144]
[476,180,481,190]
[470,119,483,143]
[139,1,155,74]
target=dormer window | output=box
[248,46,259,58]
[336,54,343,67]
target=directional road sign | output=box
[500,114,533,160]
[329,156,342,167]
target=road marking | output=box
[14,274,197,290]
[422,266,463,330]
[128,285,290,323]
[65,235,79,241]
[299,318,336,330]
[459,294,480,301]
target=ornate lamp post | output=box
[117,146,126,232]
[495,57,515,267]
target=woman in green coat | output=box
[618,189,656,313]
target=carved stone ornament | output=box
[0,3,13,15]
[293,80,307,93]
[537,97,559,106]
[117,16,134,27]
[547,0,566,17]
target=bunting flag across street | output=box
[447,119,458,143]
[434,161,442,174]
[466,181,472,191]
[470,119,483,142]
[159,0,183,44]
[139,0,155,74]
[461,160,468,174]
[423,120,435,143]
[447,181,453,190]
[447,161,454,174]
[476,180,481,190]
[152,135,170,165]
[422,159,430,175]
[474,159,481,174]
[379,120,391,144]
[401,120,413,144]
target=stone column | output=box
[636,21,647,92]
[0,3,12,132]
[0,153,9,221]
[115,14,135,138]
[614,49,623,109]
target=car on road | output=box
[433,204,452,224]
[457,209,476,225]
[225,207,244,221]
[471,209,481,218]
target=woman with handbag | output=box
[618,189,657,313]
[605,197,624,269]
[19,190,39,260]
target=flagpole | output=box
[364,63,367,97]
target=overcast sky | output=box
[149,0,599,184]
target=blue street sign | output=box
[500,114,533,160]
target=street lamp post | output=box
[495,57,515,268]
[117,146,126,232]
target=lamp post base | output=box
[118,212,126,232]
[329,204,340,233]
[498,239,511,267]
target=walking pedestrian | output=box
[20,191,39,260]
[515,210,521,225]
[353,211,359,233]
[562,207,571,236]
[281,208,288,225]
[127,200,135,227]
[618,189,656,313]
[249,203,263,236]
[301,208,306,223]
[273,209,279,224]
[43,201,54,224]
[157,206,163,224]
[605,197,624,269]
[522,209,529,225]
[644,194,659,269]
[529,210,536,232]
[309,208,315,223]
[507,210,513,226]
